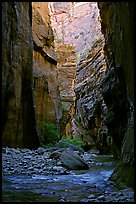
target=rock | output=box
[73,34,112,154]
[87,194,95,199]
[37,147,45,155]
[52,166,66,172]
[49,2,101,55]
[2,2,39,149]
[49,148,64,160]
[56,141,84,155]
[60,148,89,170]
[80,198,89,202]
[32,2,62,137]
[2,147,134,202]
[98,2,134,188]
[55,44,77,135]
[44,147,59,152]
[97,195,106,201]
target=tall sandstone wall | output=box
[2,2,39,148]
[49,2,78,136]
[55,44,77,136]
[49,2,102,139]
[49,2,101,55]
[32,2,62,138]
[74,34,113,153]
[98,2,134,187]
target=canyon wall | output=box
[49,2,101,56]
[49,2,113,152]
[2,2,134,188]
[2,2,39,148]
[74,34,113,153]
[55,44,77,136]
[49,2,104,142]
[49,2,134,187]
[98,2,134,187]
[49,2,78,136]
[32,2,62,138]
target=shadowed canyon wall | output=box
[98,2,134,187]
[74,34,113,153]
[2,2,39,148]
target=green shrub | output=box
[40,123,60,146]
[60,135,86,148]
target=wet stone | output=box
[2,147,134,202]
[87,194,95,199]
[98,195,106,201]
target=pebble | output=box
[87,194,95,199]
[98,195,106,201]
[2,147,134,202]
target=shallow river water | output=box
[2,169,114,202]
[2,148,134,202]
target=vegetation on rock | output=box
[40,122,60,146]
[60,135,86,148]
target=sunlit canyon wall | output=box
[32,2,62,139]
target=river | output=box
[2,147,134,202]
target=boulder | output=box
[49,148,64,160]
[60,148,89,170]
[56,141,84,155]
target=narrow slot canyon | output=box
[2,2,134,202]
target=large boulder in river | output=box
[60,148,89,170]
[56,141,84,155]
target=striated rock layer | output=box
[55,44,77,136]
[49,2,101,56]
[2,2,39,148]
[98,2,134,188]
[49,2,103,140]
[73,33,112,153]
[32,2,62,137]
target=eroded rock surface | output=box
[49,2,101,55]
[60,148,89,170]
[73,34,113,154]
[2,2,39,148]
[32,2,62,136]
[98,2,134,188]
[55,44,77,135]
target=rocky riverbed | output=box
[2,143,134,202]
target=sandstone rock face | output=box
[49,2,102,139]
[98,2,134,187]
[48,2,113,153]
[2,2,39,148]
[55,44,77,136]
[49,2,101,56]
[32,2,62,137]
[73,34,113,153]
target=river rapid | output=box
[2,146,134,202]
